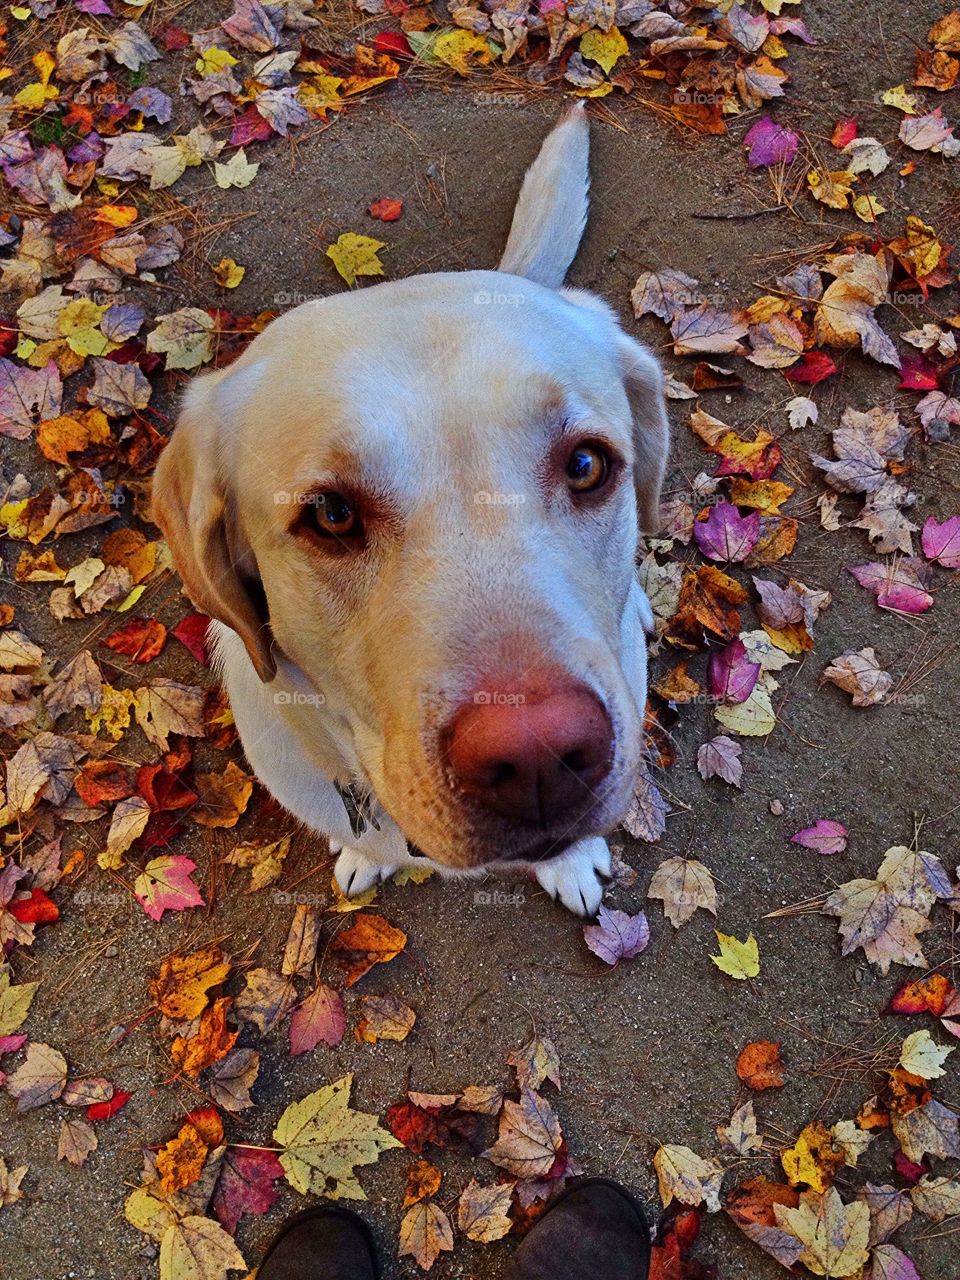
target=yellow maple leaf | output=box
[806,169,855,210]
[196,46,238,77]
[580,27,628,75]
[326,233,386,288]
[13,80,58,109]
[432,29,494,77]
[881,83,921,114]
[58,299,110,357]
[274,1074,402,1197]
[211,257,245,289]
[853,194,887,224]
[710,930,761,979]
[87,683,136,741]
[297,74,344,118]
[782,1122,844,1193]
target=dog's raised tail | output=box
[498,102,589,288]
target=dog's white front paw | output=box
[333,845,397,897]
[534,837,611,917]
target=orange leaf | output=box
[156,1122,209,1194]
[331,913,407,987]
[103,617,167,664]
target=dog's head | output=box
[151,110,670,870]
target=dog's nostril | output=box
[561,748,591,775]
[490,761,516,787]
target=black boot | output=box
[257,1206,380,1280]
[503,1178,651,1280]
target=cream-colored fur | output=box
[151,104,669,916]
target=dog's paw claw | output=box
[534,838,611,917]
[334,847,396,897]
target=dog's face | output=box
[152,270,669,869]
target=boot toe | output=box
[505,1178,651,1280]
[258,1206,379,1280]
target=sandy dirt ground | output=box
[3,2,960,1278]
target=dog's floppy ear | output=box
[617,334,671,534]
[150,369,277,681]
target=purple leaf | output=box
[707,638,761,705]
[583,906,650,967]
[868,1244,921,1280]
[694,502,761,563]
[211,1145,284,1233]
[0,1034,28,1056]
[697,736,743,787]
[127,87,173,124]
[791,819,848,855]
[744,116,800,168]
[848,560,933,614]
[921,515,960,569]
[0,359,62,439]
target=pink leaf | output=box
[211,1145,284,1234]
[868,1245,921,1280]
[847,560,934,614]
[921,515,960,568]
[583,907,649,967]
[694,503,760,563]
[288,983,347,1056]
[707,638,761,705]
[791,819,848,855]
[134,855,204,921]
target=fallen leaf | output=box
[711,931,760,980]
[331,913,407,987]
[273,1073,402,1197]
[158,1215,245,1280]
[900,1029,954,1080]
[697,735,743,786]
[399,1199,454,1272]
[135,855,205,921]
[8,1041,68,1111]
[211,1145,283,1234]
[774,1188,870,1278]
[458,1178,513,1242]
[648,858,717,928]
[654,1144,723,1213]
[356,994,416,1044]
[326,233,386,288]
[583,906,650,966]
[718,1100,762,1155]
[737,1041,786,1090]
[791,820,848,855]
[822,648,893,707]
[506,1036,561,1092]
[57,1116,97,1167]
[483,1088,563,1178]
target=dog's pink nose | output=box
[443,680,613,823]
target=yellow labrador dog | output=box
[151,104,669,916]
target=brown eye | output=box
[303,492,360,539]
[566,442,609,494]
